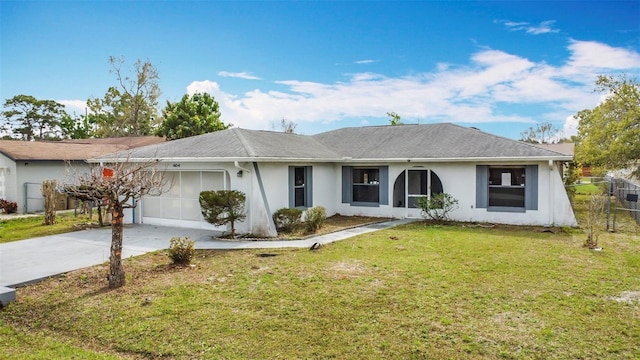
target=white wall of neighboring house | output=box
[0,154,18,208]
[0,157,89,214]
[17,161,90,213]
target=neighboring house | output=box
[0,136,165,213]
[96,123,577,237]
[532,143,574,157]
[532,143,575,178]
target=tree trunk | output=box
[97,203,103,226]
[108,201,126,288]
[41,180,57,225]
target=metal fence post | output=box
[606,177,612,231]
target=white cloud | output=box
[354,59,377,64]
[559,114,579,139]
[526,20,559,35]
[183,39,639,132]
[58,99,90,115]
[566,39,640,70]
[499,19,559,35]
[217,71,261,80]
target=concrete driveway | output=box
[0,224,221,287]
[0,219,412,288]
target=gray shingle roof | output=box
[312,123,571,160]
[116,128,341,161]
[100,123,572,163]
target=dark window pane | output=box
[294,167,305,186]
[430,171,443,195]
[294,187,305,207]
[393,171,405,207]
[408,196,424,208]
[353,168,379,184]
[408,170,427,195]
[489,168,525,186]
[353,184,379,202]
[489,187,525,207]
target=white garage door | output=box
[142,171,228,229]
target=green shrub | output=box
[273,208,303,231]
[304,206,327,233]
[417,193,459,222]
[168,236,195,265]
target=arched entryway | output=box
[393,169,443,208]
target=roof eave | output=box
[336,155,574,163]
[89,155,573,164]
[87,156,344,163]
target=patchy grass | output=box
[0,211,94,244]
[274,214,391,239]
[1,205,639,359]
[0,321,118,359]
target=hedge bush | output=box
[304,206,326,233]
[168,236,195,265]
[273,208,303,231]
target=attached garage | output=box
[142,170,229,229]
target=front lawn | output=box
[1,201,639,359]
[0,211,93,244]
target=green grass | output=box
[574,182,605,195]
[0,212,93,244]
[1,205,639,359]
[0,321,118,359]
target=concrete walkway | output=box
[0,219,412,288]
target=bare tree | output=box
[273,117,297,134]
[585,194,607,250]
[519,121,558,144]
[87,56,161,137]
[64,157,169,288]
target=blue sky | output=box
[1,1,639,139]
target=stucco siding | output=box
[0,154,18,207]
[333,161,576,227]
[14,161,89,213]
[311,163,340,215]
[134,159,576,236]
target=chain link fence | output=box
[567,177,640,231]
[611,178,640,228]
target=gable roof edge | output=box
[233,129,257,157]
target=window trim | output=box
[289,166,312,209]
[393,169,444,208]
[476,165,538,212]
[342,166,388,207]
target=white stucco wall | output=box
[331,161,576,227]
[134,161,280,237]
[135,159,577,236]
[0,159,89,213]
[310,163,340,215]
[0,154,18,208]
